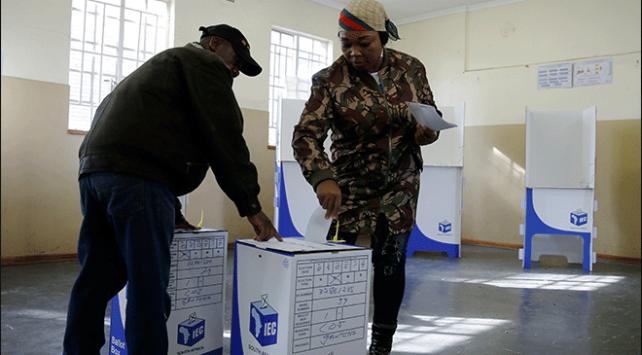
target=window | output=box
[268,28,333,147]
[68,0,172,132]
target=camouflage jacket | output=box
[292,48,439,237]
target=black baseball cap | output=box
[199,24,262,77]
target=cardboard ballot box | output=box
[231,238,372,355]
[109,229,228,355]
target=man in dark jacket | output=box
[63,24,281,354]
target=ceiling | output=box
[311,0,523,24]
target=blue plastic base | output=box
[406,226,460,258]
[109,293,127,354]
[524,188,592,273]
[230,243,243,354]
[276,164,303,238]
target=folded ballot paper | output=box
[407,102,458,131]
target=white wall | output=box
[1,0,72,84]
[391,0,641,126]
[3,0,638,128]
[174,0,341,111]
[1,0,343,110]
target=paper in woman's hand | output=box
[304,207,332,243]
[407,102,458,131]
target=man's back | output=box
[78,44,241,196]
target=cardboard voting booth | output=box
[109,229,228,355]
[231,238,372,355]
[407,103,465,258]
[275,98,331,237]
[520,107,597,272]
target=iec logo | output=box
[570,210,588,227]
[438,220,452,233]
[250,294,278,346]
[177,313,205,347]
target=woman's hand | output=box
[316,179,342,219]
[415,124,439,145]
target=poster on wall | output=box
[573,58,613,87]
[537,62,572,89]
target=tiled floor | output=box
[1,245,640,354]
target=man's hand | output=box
[316,179,342,219]
[175,210,200,231]
[247,211,282,241]
[415,124,439,145]
[175,220,200,231]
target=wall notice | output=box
[538,63,572,89]
[573,58,612,87]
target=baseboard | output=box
[595,253,641,264]
[461,238,522,250]
[461,239,641,263]
[1,253,77,266]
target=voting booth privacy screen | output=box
[275,98,330,238]
[407,103,465,258]
[109,229,227,355]
[231,239,372,355]
[521,107,597,272]
[525,107,596,189]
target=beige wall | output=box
[1,77,82,258]
[462,121,641,258]
[0,75,276,257]
[180,109,276,243]
[391,0,641,258]
[593,120,641,257]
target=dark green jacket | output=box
[79,43,261,217]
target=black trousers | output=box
[329,214,409,333]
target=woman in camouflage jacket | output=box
[291,1,440,354]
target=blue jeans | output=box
[63,173,175,355]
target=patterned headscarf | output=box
[338,0,400,40]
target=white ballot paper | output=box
[304,207,332,243]
[407,102,458,131]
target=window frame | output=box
[67,0,172,134]
[267,27,333,148]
